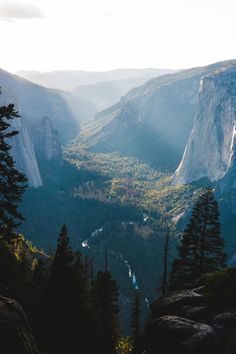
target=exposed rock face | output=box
[144,315,220,354]
[0,68,75,187]
[144,287,236,354]
[0,295,39,354]
[10,118,42,188]
[150,287,206,320]
[172,62,236,185]
[30,117,62,161]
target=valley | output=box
[10,61,236,333]
[2,0,236,352]
[2,59,236,352]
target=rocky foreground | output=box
[0,295,39,354]
[144,286,236,354]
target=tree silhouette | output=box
[0,92,27,239]
[92,267,120,354]
[130,289,142,354]
[170,189,227,290]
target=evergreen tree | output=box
[42,225,90,354]
[170,189,227,290]
[0,236,20,295]
[161,232,171,295]
[130,289,142,354]
[26,258,48,346]
[92,267,120,354]
[0,95,27,239]
[51,224,73,273]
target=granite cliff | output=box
[173,62,236,185]
[0,68,78,187]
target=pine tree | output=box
[170,189,227,290]
[24,258,48,347]
[92,266,120,354]
[0,95,27,239]
[51,224,73,274]
[130,289,142,354]
[42,225,90,354]
[161,232,171,295]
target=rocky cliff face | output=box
[0,68,75,187]
[30,117,62,161]
[172,62,236,185]
[11,118,43,188]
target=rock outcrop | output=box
[30,117,62,161]
[10,117,43,188]
[0,295,39,354]
[172,62,236,185]
[144,315,220,354]
[150,287,208,320]
[144,287,236,354]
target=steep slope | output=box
[0,69,80,141]
[169,61,236,256]
[77,62,231,171]
[58,90,96,123]
[172,61,236,185]
[0,68,78,186]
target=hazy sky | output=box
[0,0,236,73]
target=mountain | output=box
[17,68,175,118]
[172,61,236,185]
[10,116,61,188]
[77,62,231,172]
[71,73,176,113]
[169,61,236,256]
[17,68,173,91]
[58,90,97,124]
[0,68,80,186]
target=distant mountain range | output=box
[17,68,174,114]
[17,68,174,91]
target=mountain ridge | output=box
[76,61,235,172]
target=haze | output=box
[0,0,236,73]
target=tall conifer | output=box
[92,267,120,354]
[170,189,227,290]
[131,289,142,354]
[0,93,27,239]
[43,225,90,354]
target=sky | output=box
[0,0,236,73]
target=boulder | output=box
[212,311,236,347]
[212,311,236,328]
[150,287,205,319]
[144,315,220,354]
[0,295,39,354]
